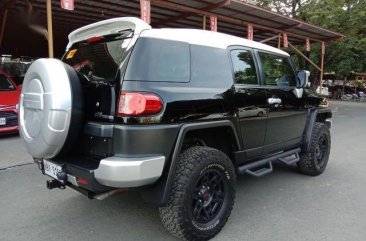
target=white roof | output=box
[140,28,289,56]
[66,17,288,56]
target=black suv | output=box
[20,18,331,241]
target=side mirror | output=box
[297,70,310,88]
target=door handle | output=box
[267,97,282,105]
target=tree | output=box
[251,0,310,17]
[253,0,366,86]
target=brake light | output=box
[117,92,163,116]
[87,36,104,43]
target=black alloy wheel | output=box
[315,134,328,169]
[191,169,227,224]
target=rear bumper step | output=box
[94,155,165,188]
[237,148,301,177]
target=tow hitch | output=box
[46,180,65,190]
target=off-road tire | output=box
[159,146,236,241]
[298,122,331,176]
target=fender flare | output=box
[140,120,241,206]
[302,108,332,153]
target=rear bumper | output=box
[44,154,166,194]
[94,155,165,188]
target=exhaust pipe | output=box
[93,189,125,200]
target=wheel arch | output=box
[302,108,332,153]
[140,120,241,206]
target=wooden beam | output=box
[288,42,321,71]
[0,9,8,49]
[202,15,206,30]
[46,0,53,58]
[260,35,278,43]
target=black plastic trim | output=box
[302,108,332,152]
[140,120,240,206]
[83,122,114,138]
[60,64,84,155]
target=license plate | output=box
[0,117,5,126]
[43,160,63,180]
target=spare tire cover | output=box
[20,58,81,159]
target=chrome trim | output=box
[94,155,165,188]
[67,174,78,186]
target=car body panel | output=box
[0,71,20,134]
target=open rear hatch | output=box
[62,17,151,124]
[61,18,151,159]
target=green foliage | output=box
[254,0,366,82]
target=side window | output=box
[259,53,296,87]
[230,50,258,85]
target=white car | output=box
[316,86,329,97]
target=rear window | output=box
[63,37,131,81]
[0,74,15,91]
[125,38,190,82]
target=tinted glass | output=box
[231,50,258,84]
[125,38,190,82]
[259,53,296,87]
[0,74,15,91]
[190,45,232,85]
[0,62,30,85]
[63,38,131,81]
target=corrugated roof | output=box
[1,0,344,56]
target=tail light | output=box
[87,36,104,43]
[117,92,163,117]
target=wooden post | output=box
[140,0,151,24]
[47,0,54,58]
[202,15,206,30]
[277,33,281,48]
[319,42,325,95]
[0,9,8,49]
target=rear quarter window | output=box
[190,45,232,85]
[125,38,190,82]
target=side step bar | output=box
[237,148,301,177]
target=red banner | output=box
[140,0,151,24]
[247,24,253,40]
[61,0,74,11]
[283,33,288,48]
[210,16,217,32]
[306,38,311,51]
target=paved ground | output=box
[1,100,365,241]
